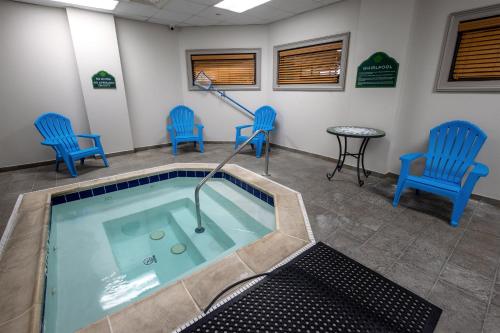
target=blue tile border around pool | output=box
[51,170,274,207]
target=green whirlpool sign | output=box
[356,52,399,88]
[92,70,116,89]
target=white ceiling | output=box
[14,0,342,27]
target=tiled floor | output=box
[0,143,499,332]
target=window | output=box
[436,5,500,92]
[451,16,500,81]
[186,49,261,90]
[273,33,349,91]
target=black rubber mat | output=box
[180,242,442,333]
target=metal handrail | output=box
[194,129,271,233]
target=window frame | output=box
[273,33,350,91]
[435,4,500,92]
[186,48,261,91]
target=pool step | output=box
[204,182,273,243]
[168,199,235,261]
[205,180,274,231]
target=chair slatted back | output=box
[424,120,487,184]
[34,113,80,155]
[170,105,195,137]
[252,106,276,139]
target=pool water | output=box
[44,177,275,333]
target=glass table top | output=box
[326,126,386,138]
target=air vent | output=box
[129,0,169,9]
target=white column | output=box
[67,8,134,154]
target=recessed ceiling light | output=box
[214,0,271,13]
[48,0,118,10]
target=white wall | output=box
[178,25,270,141]
[67,8,135,154]
[268,0,417,174]
[347,0,416,172]
[391,0,500,200]
[115,18,182,147]
[268,0,359,162]
[0,1,89,167]
[1,0,499,199]
[176,0,416,175]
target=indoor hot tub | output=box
[45,171,275,333]
[0,163,312,333]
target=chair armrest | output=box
[400,152,425,162]
[398,152,425,178]
[167,125,176,139]
[470,162,489,177]
[77,133,102,147]
[462,162,489,196]
[236,124,252,137]
[41,139,61,147]
[195,123,204,137]
[235,124,252,130]
[77,134,100,139]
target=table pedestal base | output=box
[326,136,371,186]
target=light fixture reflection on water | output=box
[99,271,160,310]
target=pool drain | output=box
[150,230,165,240]
[143,255,157,265]
[171,243,186,255]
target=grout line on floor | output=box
[106,316,114,333]
[385,220,432,274]
[426,201,479,298]
[482,260,500,332]
[0,303,34,328]
[181,280,202,313]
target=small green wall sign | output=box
[356,52,399,88]
[92,70,116,89]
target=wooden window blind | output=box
[277,41,343,85]
[451,15,500,81]
[191,53,256,86]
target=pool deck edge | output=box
[0,163,313,333]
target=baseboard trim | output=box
[1,142,498,205]
[270,143,386,178]
[478,195,500,207]
[134,143,169,152]
[0,141,229,171]
[0,159,56,172]
[271,144,499,205]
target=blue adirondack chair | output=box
[393,120,489,227]
[34,113,109,177]
[167,105,204,155]
[235,106,276,158]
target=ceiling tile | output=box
[267,0,324,14]
[243,4,293,21]
[13,0,64,7]
[114,1,157,17]
[184,15,222,25]
[220,13,265,25]
[148,16,181,25]
[319,0,342,4]
[16,0,333,26]
[163,0,208,15]
[196,6,234,21]
[122,0,169,9]
[150,9,193,22]
[185,0,221,5]
[114,12,151,21]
